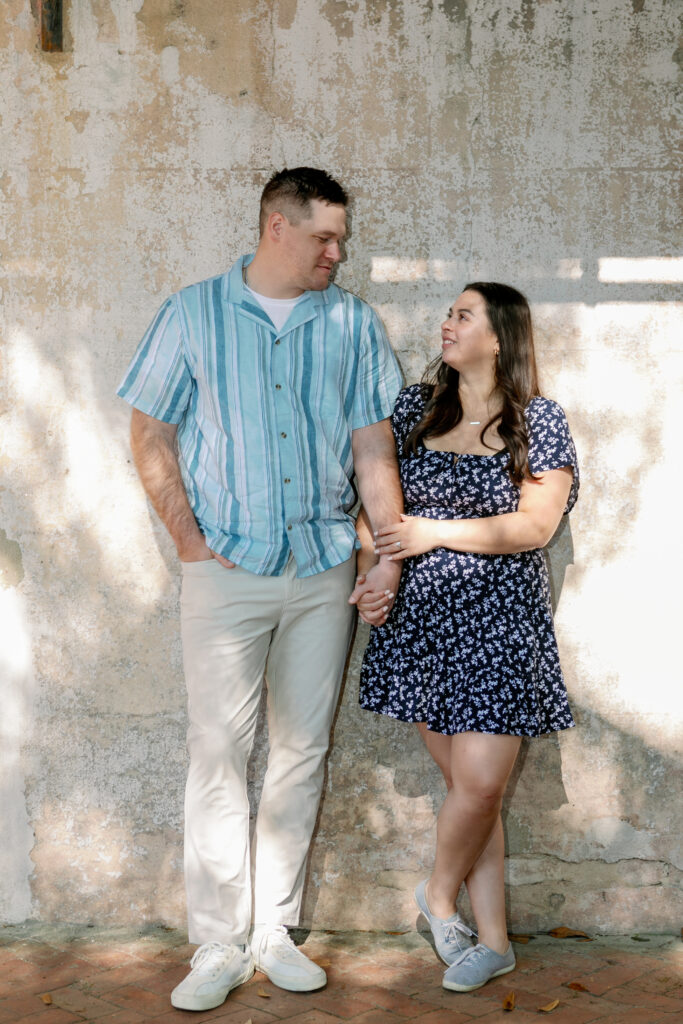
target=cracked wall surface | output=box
[1,0,681,933]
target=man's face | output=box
[279,199,347,293]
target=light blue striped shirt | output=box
[118,255,403,577]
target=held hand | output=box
[373,514,444,560]
[349,560,402,625]
[352,574,394,626]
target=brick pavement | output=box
[0,924,680,1024]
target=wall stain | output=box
[322,0,357,39]
[65,110,89,133]
[441,0,467,23]
[521,0,536,34]
[0,529,24,589]
[277,0,299,32]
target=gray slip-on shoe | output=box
[414,879,476,965]
[442,942,516,992]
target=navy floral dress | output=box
[359,384,579,737]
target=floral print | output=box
[359,384,579,737]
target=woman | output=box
[357,283,579,993]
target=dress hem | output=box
[359,700,576,738]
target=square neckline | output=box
[420,438,507,458]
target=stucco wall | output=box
[1,0,680,933]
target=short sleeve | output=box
[390,383,430,452]
[350,304,403,429]
[526,397,579,513]
[116,296,193,424]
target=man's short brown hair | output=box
[259,167,348,235]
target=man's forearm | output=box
[352,418,404,534]
[349,418,403,612]
[130,409,207,560]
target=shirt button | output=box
[287,524,292,531]
[275,384,281,390]
[280,432,287,438]
[284,477,291,483]
[275,339,281,345]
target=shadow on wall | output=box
[303,673,682,933]
[0,256,677,926]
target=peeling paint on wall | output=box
[0,0,681,932]
[0,529,24,589]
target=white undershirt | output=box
[245,286,302,332]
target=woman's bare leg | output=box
[416,722,453,789]
[424,731,521,952]
[463,815,508,952]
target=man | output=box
[118,167,402,1012]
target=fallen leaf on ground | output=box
[257,987,271,998]
[314,959,332,967]
[566,981,589,992]
[40,994,52,1005]
[549,926,592,941]
[538,998,560,1012]
[509,933,532,943]
[502,990,516,1010]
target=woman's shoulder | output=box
[394,382,433,416]
[525,395,570,429]
[391,383,432,442]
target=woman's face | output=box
[441,290,498,372]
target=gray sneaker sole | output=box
[443,959,515,992]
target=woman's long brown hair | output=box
[404,282,541,485]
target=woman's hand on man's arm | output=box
[373,466,574,559]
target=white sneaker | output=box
[171,941,254,1011]
[250,925,326,992]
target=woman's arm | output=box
[373,466,574,559]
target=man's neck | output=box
[244,252,303,299]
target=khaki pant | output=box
[180,554,356,945]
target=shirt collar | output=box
[223,255,328,334]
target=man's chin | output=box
[311,268,335,290]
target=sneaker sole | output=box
[254,964,327,992]
[443,960,515,993]
[171,962,255,1010]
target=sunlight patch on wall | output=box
[5,326,171,603]
[371,258,460,283]
[0,590,33,736]
[598,257,683,283]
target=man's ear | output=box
[267,211,286,241]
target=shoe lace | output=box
[443,919,476,945]
[262,925,301,961]
[453,942,486,968]
[190,941,233,976]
